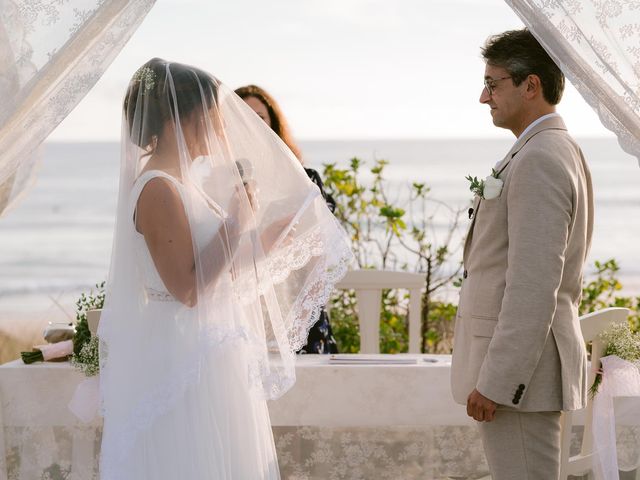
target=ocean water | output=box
[0,138,638,319]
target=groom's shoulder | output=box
[520,128,582,168]
[510,131,582,186]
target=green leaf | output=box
[380,206,405,219]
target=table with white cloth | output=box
[0,354,486,480]
[269,354,489,480]
[0,354,613,480]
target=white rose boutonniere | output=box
[465,168,503,200]
[483,173,503,200]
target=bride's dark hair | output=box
[124,58,218,152]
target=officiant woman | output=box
[235,84,339,355]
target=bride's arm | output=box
[136,177,198,306]
[137,178,246,307]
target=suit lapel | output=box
[462,115,568,265]
[462,144,511,264]
[463,195,481,265]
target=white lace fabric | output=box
[505,0,640,166]
[592,355,640,479]
[0,0,156,215]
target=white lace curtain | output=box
[0,0,156,216]
[504,1,640,166]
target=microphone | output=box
[235,158,254,185]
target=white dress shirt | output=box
[517,112,560,140]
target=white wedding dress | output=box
[99,169,280,479]
[100,61,353,480]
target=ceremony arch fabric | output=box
[505,0,640,166]
[0,0,156,216]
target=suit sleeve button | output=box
[463,270,468,279]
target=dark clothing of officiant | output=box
[234,84,340,354]
[298,168,339,354]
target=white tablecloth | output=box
[0,354,596,479]
[30,355,636,480]
[270,355,490,479]
[0,354,492,479]
[270,354,471,427]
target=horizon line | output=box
[45,134,617,144]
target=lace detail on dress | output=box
[145,287,176,302]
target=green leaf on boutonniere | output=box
[465,175,484,198]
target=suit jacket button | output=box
[463,270,468,279]
[518,384,525,390]
[512,398,520,405]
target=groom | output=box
[451,29,593,479]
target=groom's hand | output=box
[467,389,497,422]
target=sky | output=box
[50,0,614,142]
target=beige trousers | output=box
[478,409,562,480]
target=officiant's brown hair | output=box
[124,58,218,153]
[234,84,302,162]
[482,28,565,105]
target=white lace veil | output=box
[98,58,352,469]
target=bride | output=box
[97,58,352,479]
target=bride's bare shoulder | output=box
[136,175,187,234]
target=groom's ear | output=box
[523,74,543,100]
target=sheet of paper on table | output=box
[328,354,419,365]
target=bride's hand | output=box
[226,186,254,234]
[260,215,296,252]
[243,179,259,212]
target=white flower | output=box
[483,174,503,200]
[132,66,156,91]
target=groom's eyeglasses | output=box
[483,76,512,95]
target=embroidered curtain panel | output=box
[505,0,640,166]
[0,0,156,216]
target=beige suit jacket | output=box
[450,116,593,412]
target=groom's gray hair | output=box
[482,28,565,105]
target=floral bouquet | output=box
[590,322,640,396]
[70,282,104,376]
[21,282,104,371]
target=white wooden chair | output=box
[334,269,424,353]
[560,307,632,479]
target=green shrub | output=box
[324,158,640,353]
[580,259,640,332]
[323,158,463,353]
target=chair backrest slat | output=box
[335,270,424,353]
